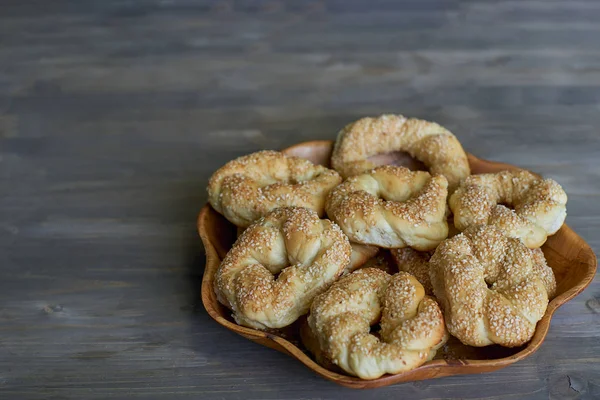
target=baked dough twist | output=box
[307,268,447,379]
[331,114,470,191]
[449,170,567,248]
[215,207,351,330]
[326,165,449,250]
[208,150,342,227]
[391,247,556,299]
[237,227,378,275]
[429,225,551,347]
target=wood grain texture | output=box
[1,0,599,399]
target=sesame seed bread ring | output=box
[429,225,551,347]
[391,247,555,299]
[331,114,470,192]
[237,227,377,275]
[391,248,434,295]
[307,268,448,380]
[208,150,342,228]
[449,170,568,248]
[215,207,351,330]
[325,165,449,250]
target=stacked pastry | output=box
[207,114,567,380]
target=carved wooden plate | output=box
[198,140,597,389]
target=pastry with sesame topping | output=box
[326,165,449,250]
[429,225,552,347]
[208,150,342,228]
[215,207,352,330]
[237,227,378,274]
[307,268,448,380]
[449,170,568,248]
[391,248,434,295]
[330,114,470,192]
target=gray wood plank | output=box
[0,0,599,399]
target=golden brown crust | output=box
[215,207,352,330]
[449,170,568,248]
[325,165,449,250]
[390,248,434,295]
[238,225,379,276]
[307,268,448,380]
[208,150,342,227]
[331,114,470,192]
[429,225,551,347]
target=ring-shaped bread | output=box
[429,225,552,347]
[449,170,567,248]
[307,268,448,379]
[208,150,342,228]
[215,207,351,330]
[331,114,470,192]
[237,227,378,275]
[391,246,556,299]
[326,165,449,250]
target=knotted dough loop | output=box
[331,114,470,191]
[326,165,449,250]
[449,170,567,248]
[215,207,352,330]
[208,150,342,227]
[429,225,552,347]
[307,268,448,380]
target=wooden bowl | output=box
[198,140,597,389]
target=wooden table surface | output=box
[1,1,600,399]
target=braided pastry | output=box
[215,207,351,329]
[208,150,342,227]
[391,247,555,299]
[331,114,470,191]
[237,227,377,275]
[430,225,551,347]
[449,170,567,248]
[325,165,449,250]
[307,268,448,379]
